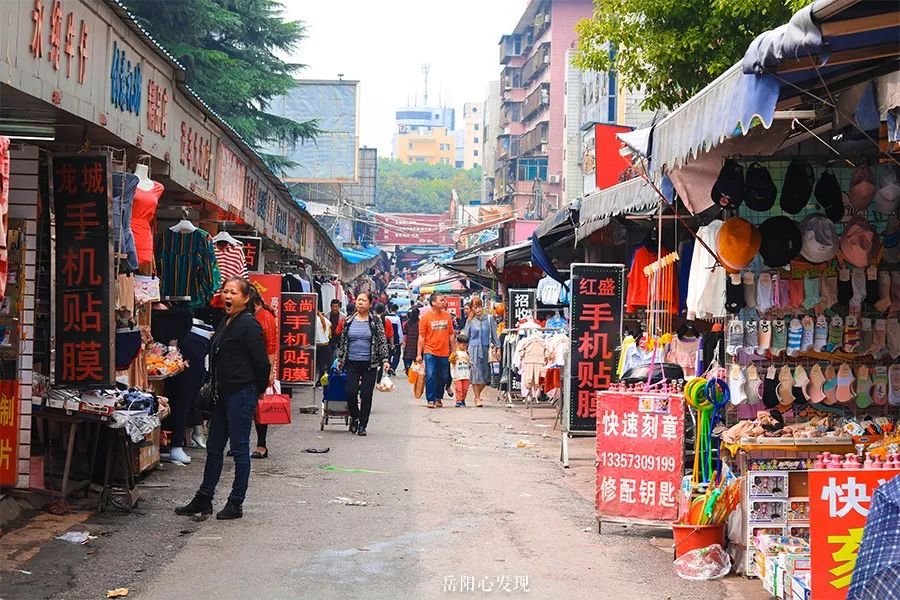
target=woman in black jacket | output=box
[336,292,390,437]
[402,306,420,373]
[176,277,270,520]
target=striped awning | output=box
[576,178,660,242]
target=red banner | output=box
[374,213,453,246]
[809,469,900,600]
[250,275,281,372]
[445,296,462,319]
[279,292,316,385]
[0,380,20,486]
[595,392,684,524]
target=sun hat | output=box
[874,166,900,215]
[744,162,777,211]
[717,217,761,273]
[759,216,803,267]
[710,159,745,209]
[780,159,815,214]
[848,164,876,211]
[840,215,881,268]
[814,169,844,223]
[799,214,838,264]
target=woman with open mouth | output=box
[176,276,271,520]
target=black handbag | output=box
[196,378,217,417]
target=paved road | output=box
[0,381,733,600]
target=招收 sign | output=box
[568,263,624,432]
[53,154,114,387]
[279,292,317,385]
[507,289,536,328]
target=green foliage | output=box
[123,0,319,155]
[375,160,483,214]
[574,0,814,111]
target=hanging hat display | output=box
[717,217,761,273]
[759,216,803,267]
[814,169,844,223]
[840,215,881,268]
[848,164,876,211]
[710,159,745,209]
[780,159,815,214]
[874,166,900,215]
[744,162,777,211]
[799,214,838,264]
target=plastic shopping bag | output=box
[376,375,394,392]
[673,544,732,581]
[255,382,291,425]
[412,362,426,399]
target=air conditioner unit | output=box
[548,174,560,183]
[543,55,550,64]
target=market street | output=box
[0,380,757,600]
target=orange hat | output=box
[717,217,761,273]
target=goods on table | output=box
[146,343,187,378]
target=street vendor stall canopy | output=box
[577,177,660,242]
[338,246,381,264]
[644,0,899,184]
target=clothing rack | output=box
[501,325,567,406]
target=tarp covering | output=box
[338,246,381,264]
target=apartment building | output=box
[461,102,484,170]
[395,126,457,166]
[494,0,594,243]
[481,81,501,204]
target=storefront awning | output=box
[576,178,660,242]
[650,0,900,175]
[338,246,381,264]
[532,206,576,240]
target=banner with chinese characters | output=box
[445,296,462,320]
[809,469,900,600]
[568,264,624,432]
[279,292,316,385]
[236,236,263,273]
[0,380,19,486]
[249,274,281,372]
[508,289,536,328]
[595,392,684,524]
[52,154,114,388]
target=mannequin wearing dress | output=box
[131,164,164,270]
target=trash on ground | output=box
[330,496,368,506]
[303,447,330,453]
[15,570,32,575]
[106,588,129,598]
[673,544,732,581]
[56,531,96,544]
[137,482,171,488]
[516,440,530,448]
[316,465,387,474]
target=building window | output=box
[516,157,548,181]
[408,143,413,150]
[473,137,480,144]
[474,124,480,131]
[474,149,479,157]
[455,161,463,168]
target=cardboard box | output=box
[791,574,811,600]
[130,426,160,474]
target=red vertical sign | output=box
[53,154,114,387]
[595,392,684,524]
[279,292,316,385]
[0,380,19,486]
[249,274,281,372]
[569,264,624,432]
[445,296,462,320]
[808,470,900,600]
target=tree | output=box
[123,0,318,165]
[376,160,483,214]
[573,0,814,111]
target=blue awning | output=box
[339,246,381,264]
[650,0,900,176]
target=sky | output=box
[281,0,528,158]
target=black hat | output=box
[780,159,815,214]
[814,169,844,223]
[759,216,803,267]
[744,162,777,211]
[710,159,745,209]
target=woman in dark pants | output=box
[250,287,278,459]
[336,292,390,437]
[402,307,420,373]
[176,277,270,520]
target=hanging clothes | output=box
[159,228,220,308]
[131,181,164,268]
[536,275,563,305]
[112,173,139,271]
[666,335,701,378]
[320,281,337,311]
[685,220,727,319]
[626,245,679,313]
[678,239,694,313]
[213,241,248,285]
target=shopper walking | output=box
[176,277,270,520]
[416,292,455,408]
[402,306,421,373]
[336,292,391,436]
[385,303,403,376]
[249,287,278,460]
[460,297,499,407]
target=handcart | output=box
[320,364,351,430]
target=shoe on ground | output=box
[349,418,359,433]
[191,428,207,449]
[216,501,243,520]
[169,447,192,464]
[435,400,443,408]
[427,402,435,408]
[455,401,465,407]
[446,388,454,398]
[175,492,212,516]
[357,427,367,436]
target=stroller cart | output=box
[320,363,350,430]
